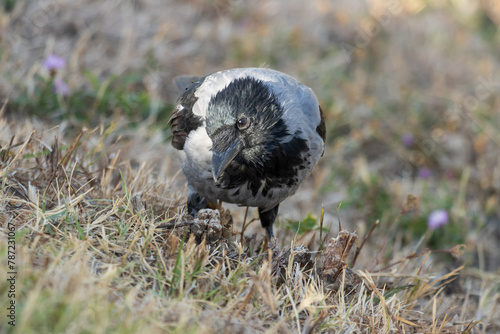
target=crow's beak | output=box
[212,139,244,182]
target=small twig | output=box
[319,205,325,251]
[60,128,85,168]
[235,283,254,317]
[303,310,328,334]
[375,212,403,268]
[462,320,481,333]
[336,202,342,231]
[156,221,193,229]
[0,131,34,178]
[1,135,15,162]
[44,138,62,195]
[352,219,379,266]
[240,206,249,244]
[374,250,429,273]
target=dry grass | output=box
[0,109,493,333]
[1,1,500,333]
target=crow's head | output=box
[205,77,288,181]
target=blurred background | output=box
[1,0,500,271]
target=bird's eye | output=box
[236,116,251,130]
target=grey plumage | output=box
[169,67,325,238]
[173,75,201,94]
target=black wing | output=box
[168,76,206,150]
[316,105,326,142]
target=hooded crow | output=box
[169,67,325,239]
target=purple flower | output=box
[427,209,449,230]
[53,78,69,96]
[42,54,66,70]
[418,167,432,179]
[402,133,414,148]
[445,170,455,180]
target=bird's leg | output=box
[187,192,207,218]
[258,204,279,239]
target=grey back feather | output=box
[173,75,202,94]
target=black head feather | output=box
[206,77,287,167]
[205,77,308,192]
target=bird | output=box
[168,67,325,239]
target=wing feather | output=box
[168,76,206,150]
